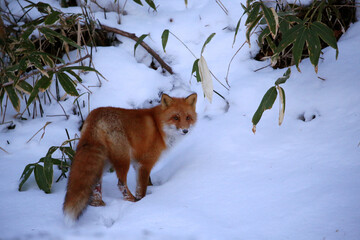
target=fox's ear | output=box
[161,94,173,108]
[185,93,197,108]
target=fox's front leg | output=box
[135,165,152,200]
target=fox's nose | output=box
[182,129,189,134]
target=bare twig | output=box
[1,55,91,88]
[225,40,247,86]
[216,0,229,15]
[254,63,271,72]
[101,24,174,75]
[26,121,52,143]
[0,146,9,154]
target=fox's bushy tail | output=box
[63,144,105,224]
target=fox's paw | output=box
[89,199,106,207]
[123,195,139,202]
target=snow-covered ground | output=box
[1,0,360,239]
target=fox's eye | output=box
[173,116,179,121]
[186,116,191,121]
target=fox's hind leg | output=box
[110,155,137,202]
[89,178,105,206]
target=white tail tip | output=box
[63,211,77,227]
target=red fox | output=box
[63,93,197,223]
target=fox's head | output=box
[160,93,197,145]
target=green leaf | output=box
[285,15,303,24]
[43,156,53,188]
[134,34,148,56]
[34,164,51,193]
[306,28,321,72]
[201,33,216,55]
[46,146,59,157]
[60,147,76,160]
[27,74,53,107]
[252,86,278,133]
[161,29,169,53]
[18,164,35,191]
[277,85,286,126]
[233,17,242,47]
[245,2,261,25]
[4,84,20,112]
[32,51,64,64]
[145,0,157,11]
[275,23,304,54]
[37,73,53,92]
[191,59,201,83]
[64,69,83,83]
[62,66,106,80]
[44,11,61,25]
[261,4,279,38]
[32,2,53,13]
[22,26,35,40]
[275,68,291,85]
[258,26,270,45]
[246,15,262,47]
[292,27,307,71]
[265,36,276,52]
[133,0,143,6]
[57,72,79,96]
[16,81,33,95]
[311,21,338,59]
[39,27,81,49]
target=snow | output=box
[1,0,360,239]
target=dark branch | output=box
[101,24,174,75]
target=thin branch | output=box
[101,24,174,75]
[26,121,52,143]
[0,146,9,154]
[1,54,91,88]
[225,40,247,86]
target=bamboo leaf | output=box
[57,72,79,96]
[60,147,76,160]
[18,164,35,191]
[198,56,213,103]
[161,29,169,53]
[191,59,201,83]
[64,69,83,83]
[201,33,216,55]
[16,81,33,94]
[39,27,81,49]
[252,86,278,133]
[43,156,53,188]
[46,146,59,157]
[22,26,35,40]
[292,27,307,71]
[306,28,321,73]
[258,26,270,45]
[34,164,51,193]
[44,11,61,25]
[245,2,261,25]
[62,66,106,80]
[233,17,242,47]
[275,68,291,85]
[277,85,286,126]
[261,4,279,38]
[4,84,20,112]
[275,23,304,54]
[246,15,262,47]
[311,21,338,58]
[133,0,143,6]
[134,34,148,56]
[145,0,157,11]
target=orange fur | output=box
[63,93,197,222]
